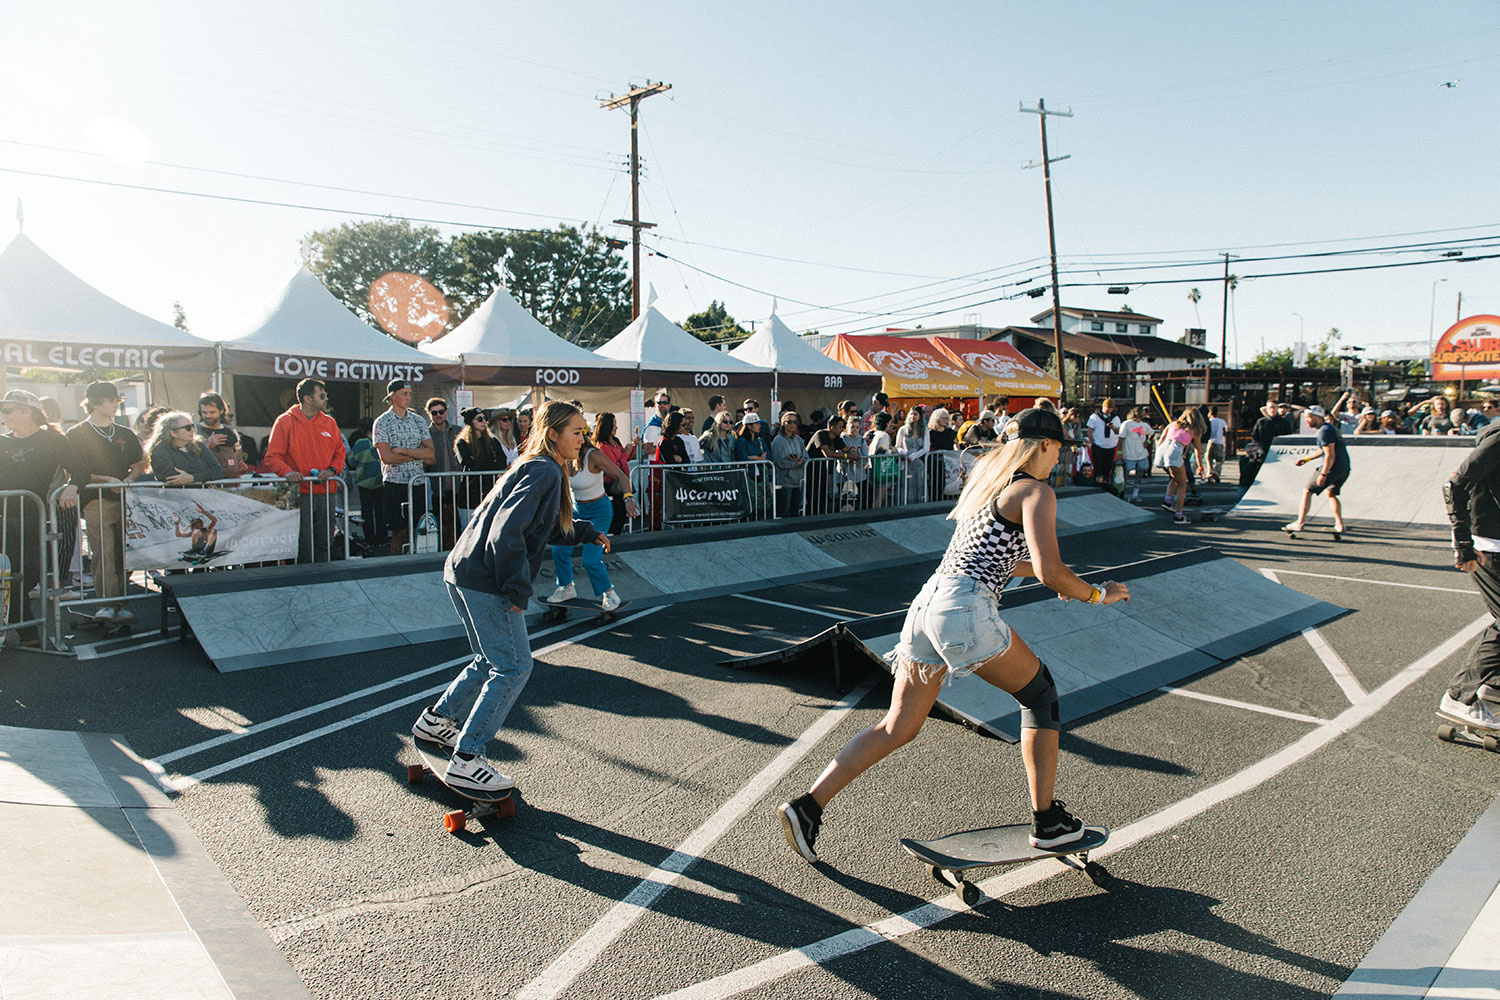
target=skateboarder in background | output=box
[777,408,1130,862]
[1441,418,1500,729]
[1283,406,1349,536]
[411,401,611,794]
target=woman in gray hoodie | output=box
[411,401,609,794]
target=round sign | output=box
[368,272,450,344]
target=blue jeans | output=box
[551,495,613,596]
[434,582,534,755]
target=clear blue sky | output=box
[4,1,1497,362]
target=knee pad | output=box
[1014,662,1061,731]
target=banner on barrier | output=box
[662,467,752,524]
[123,485,302,570]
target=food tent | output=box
[929,336,1060,406]
[729,307,880,416]
[822,333,981,401]
[421,282,637,411]
[0,233,217,408]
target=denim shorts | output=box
[891,574,1012,681]
[1157,440,1186,469]
[1121,456,1149,475]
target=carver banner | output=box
[123,484,302,571]
[661,467,752,524]
[1432,314,1500,382]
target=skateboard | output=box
[1283,525,1343,542]
[406,735,516,833]
[1435,710,1500,752]
[536,596,630,625]
[900,823,1110,908]
[65,605,134,637]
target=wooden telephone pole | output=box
[600,80,671,319]
[1020,99,1072,396]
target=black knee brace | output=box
[1014,662,1061,731]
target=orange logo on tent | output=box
[369,272,450,344]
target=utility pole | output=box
[600,80,671,319]
[1020,99,1072,396]
[1220,253,1235,369]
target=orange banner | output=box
[1432,315,1500,381]
[928,336,1061,398]
[822,334,980,398]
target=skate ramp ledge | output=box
[171,492,1150,672]
[724,548,1345,742]
[1233,436,1471,529]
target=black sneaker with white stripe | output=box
[777,794,823,862]
[1030,799,1086,849]
[445,752,515,794]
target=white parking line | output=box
[1300,626,1367,703]
[514,676,880,1000]
[1157,686,1328,724]
[650,614,1490,1000]
[1266,569,1478,595]
[73,635,180,660]
[738,595,853,622]
[156,619,577,766]
[164,608,663,791]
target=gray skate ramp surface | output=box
[1233,436,1471,528]
[731,548,1346,741]
[172,492,1152,672]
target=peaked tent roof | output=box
[595,298,771,389]
[211,267,447,383]
[823,333,980,398]
[729,310,881,391]
[929,337,1061,397]
[0,233,216,372]
[421,283,637,387]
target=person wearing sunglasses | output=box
[146,410,222,486]
[642,389,674,448]
[455,407,507,530]
[491,408,520,465]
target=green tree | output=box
[172,300,189,331]
[1044,353,1084,401]
[499,226,631,346]
[301,218,449,328]
[680,300,749,344]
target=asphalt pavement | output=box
[1,486,1496,1000]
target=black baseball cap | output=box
[84,380,123,402]
[1004,407,1065,444]
[385,378,410,399]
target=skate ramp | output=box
[1233,437,1471,528]
[725,548,1345,742]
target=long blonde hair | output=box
[494,399,578,533]
[1174,407,1206,438]
[949,435,1049,521]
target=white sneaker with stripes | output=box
[445,752,515,793]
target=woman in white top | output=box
[492,407,520,466]
[547,438,631,612]
[895,407,930,503]
[1116,407,1153,502]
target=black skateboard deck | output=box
[900,823,1110,907]
[407,735,515,833]
[1283,525,1343,542]
[536,596,630,624]
[1435,710,1500,752]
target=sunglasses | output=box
[473,415,488,422]
[429,408,447,415]
[656,400,671,406]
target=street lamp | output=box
[1291,312,1304,366]
[1429,278,1450,357]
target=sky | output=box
[3,1,1498,364]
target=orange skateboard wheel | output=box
[444,810,466,833]
[407,764,425,784]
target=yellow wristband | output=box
[623,492,635,499]
[1088,586,1103,604]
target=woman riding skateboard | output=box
[777,407,1130,862]
[411,401,610,794]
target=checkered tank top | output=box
[935,471,1034,596]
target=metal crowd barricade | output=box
[45,476,348,649]
[405,471,502,554]
[628,460,778,532]
[1,490,50,651]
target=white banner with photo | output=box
[124,484,301,570]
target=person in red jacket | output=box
[264,378,347,562]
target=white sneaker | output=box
[94,606,117,621]
[412,707,461,748]
[546,584,576,605]
[113,606,135,623]
[601,589,621,612]
[1439,692,1499,730]
[1478,684,1500,705]
[445,752,515,793]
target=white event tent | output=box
[0,233,217,406]
[421,283,637,411]
[729,305,881,416]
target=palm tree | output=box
[1187,287,1202,326]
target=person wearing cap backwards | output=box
[1283,405,1349,537]
[778,408,1130,862]
[65,382,147,622]
[1,390,86,643]
[372,379,434,555]
[1441,414,1500,732]
[264,378,346,563]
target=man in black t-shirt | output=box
[64,382,146,621]
[196,391,243,477]
[805,415,852,516]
